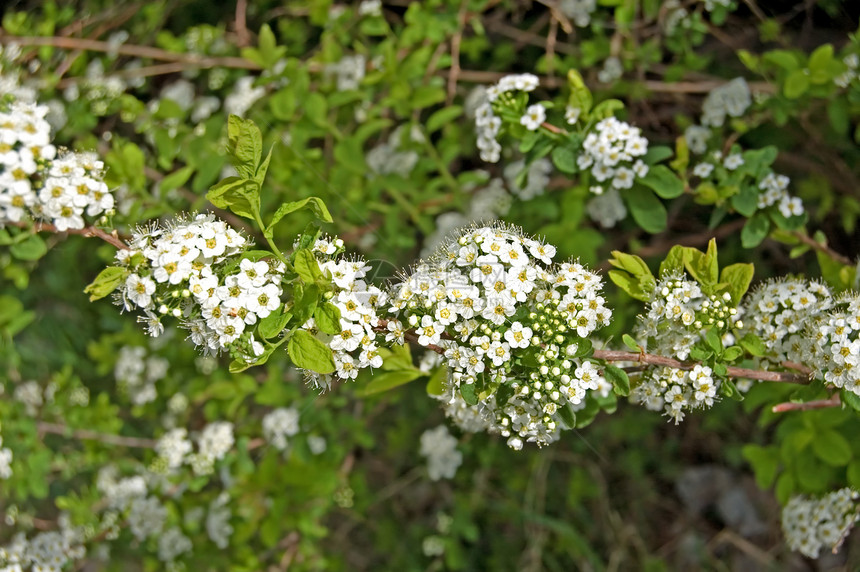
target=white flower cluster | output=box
[116,214,284,360]
[597,56,623,84]
[757,171,804,218]
[261,407,301,451]
[586,187,627,228]
[782,488,859,558]
[0,528,85,572]
[630,364,719,424]
[206,493,234,549]
[328,54,366,92]
[300,236,388,389]
[390,224,613,448]
[559,0,597,27]
[474,73,540,163]
[0,100,114,230]
[0,424,11,480]
[701,77,751,128]
[95,466,166,542]
[835,53,859,88]
[189,421,235,475]
[114,345,169,405]
[739,278,832,366]
[807,293,860,396]
[223,75,265,117]
[504,158,551,201]
[366,124,423,177]
[637,273,740,361]
[157,527,192,563]
[578,117,650,195]
[155,428,194,472]
[419,425,463,481]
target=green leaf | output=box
[293,248,326,284]
[551,145,578,175]
[742,444,780,489]
[460,382,478,406]
[255,145,274,185]
[334,137,367,175]
[739,333,767,357]
[287,330,335,374]
[722,346,743,362]
[10,234,48,261]
[258,305,290,339]
[357,369,424,396]
[227,114,263,178]
[783,69,810,99]
[642,145,674,165]
[840,389,860,412]
[426,106,463,133]
[159,166,194,192]
[566,69,593,115]
[292,283,320,326]
[313,302,342,335]
[622,334,639,352]
[638,165,684,199]
[812,429,852,466]
[557,404,576,429]
[705,328,722,353]
[775,473,795,504]
[206,177,261,221]
[625,186,667,234]
[426,365,447,396]
[603,365,630,396]
[741,212,770,248]
[659,246,687,277]
[589,98,624,120]
[84,266,128,301]
[380,343,414,371]
[719,263,754,305]
[229,344,276,373]
[266,198,333,238]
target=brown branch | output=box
[38,422,157,448]
[7,220,130,250]
[789,230,853,267]
[447,0,469,105]
[234,0,251,48]
[592,350,810,384]
[772,394,841,413]
[0,34,262,70]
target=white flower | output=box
[519,104,546,131]
[125,274,156,309]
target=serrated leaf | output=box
[206,177,260,220]
[293,248,325,284]
[840,389,860,412]
[739,333,767,357]
[722,346,744,362]
[287,330,335,374]
[551,145,578,174]
[266,198,333,239]
[741,212,770,248]
[84,266,128,301]
[720,263,754,305]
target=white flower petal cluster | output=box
[630,364,718,424]
[155,428,193,471]
[637,273,739,361]
[835,53,859,88]
[300,236,388,389]
[559,0,597,27]
[327,54,366,92]
[757,171,804,217]
[503,158,551,201]
[782,488,859,559]
[806,293,860,395]
[366,124,422,177]
[116,214,283,358]
[419,425,463,481]
[262,407,301,451]
[0,528,85,572]
[739,278,832,367]
[157,527,192,563]
[586,187,627,228]
[128,496,167,542]
[206,493,234,549]
[0,424,11,480]
[114,345,168,405]
[701,77,751,127]
[474,73,540,163]
[578,117,649,195]
[189,421,235,475]
[0,99,114,230]
[223,75,265,117]
[390,224,613,448]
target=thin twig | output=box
[772,394,841,413]
[789,230,853,267]
[7,220,130,250]
[447,0,469,105]
[38,422,157,448]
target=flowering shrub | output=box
[2,1,860,570]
